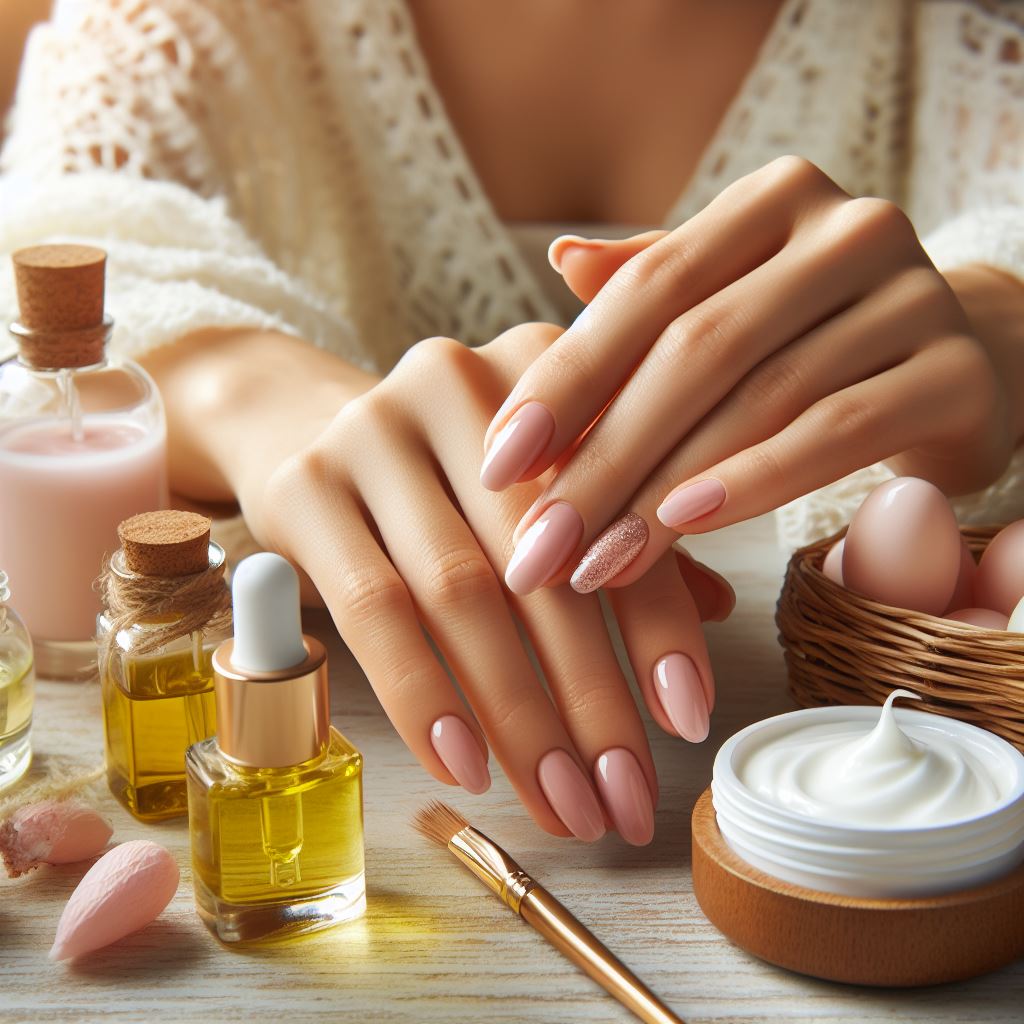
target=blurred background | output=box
[0,1,52,143]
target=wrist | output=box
[140,328,377,508]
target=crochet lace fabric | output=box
[1,0,1022,547]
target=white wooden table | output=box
[3,515,1022,1023]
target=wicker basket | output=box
[776,525,1024,752]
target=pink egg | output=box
[945,536,977,613]
[976,520,1024,616]
[944,607,1009,630]
[821,538,845,585]
[842,477,960,615]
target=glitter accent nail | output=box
[570,513,649,594]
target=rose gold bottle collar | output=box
[212,636,330,768]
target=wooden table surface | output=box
[3,515,1022,1023]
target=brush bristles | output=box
[413,800,469,847]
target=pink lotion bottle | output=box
[0,246,168,679]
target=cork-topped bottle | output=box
[0,245,168,680]
[99,511,231,822]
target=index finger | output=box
[478,157,842,492]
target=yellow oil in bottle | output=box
[0,655,33,787]
[186,727,365,943]
[102,634,218,822]
[0,658,33,747]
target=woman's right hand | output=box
[148,324,730,843]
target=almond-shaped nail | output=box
[547,234,603,274]
[430,715,491,795]
[480,402,555,491]
[537,749,605,841]
[594,748,654,846]
[505,502,583,595]
[50,840,179,961]
[570,512,649,594]
[653,653,710,742]
[656,479,726,529]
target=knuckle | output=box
[394,334,468,377]
[544,334,599,391]
[744,351,806,408]
[484,682,541,735]
[656,304,734,369]
[337,566,409,626]
[816,389,877,441]
[741,442,786,485]
[555,667,631,721]
[763,154,828,194]
[616,233,700,296]
[422,548,501,608]
[377,651,437,704]
[835,196,916,248]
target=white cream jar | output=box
[711,691,1024,898]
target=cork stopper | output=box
[118,511,213,578]
[10,245,109,369]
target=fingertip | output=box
[547,234,593,274]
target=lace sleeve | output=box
[776,0,1024,550]
[0,0,354,361]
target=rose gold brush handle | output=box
[519,886,685,1024]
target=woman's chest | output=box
[408,0,785,224]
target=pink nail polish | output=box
[656,479,726,529]
[430,716,491,795]
[505,502,583,595]
[570,512,649,594]
[480,402,555,491]
[537,749,605,841]
[653,653,710,742]
[546,234,597,274]
[594,748,654,846]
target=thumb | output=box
[547,230,668,304]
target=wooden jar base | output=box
[691,788,1024,987]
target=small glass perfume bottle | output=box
[0,571,34,791]
[0,245,168,680]
[99,511,230,821]
[186,553,365,944]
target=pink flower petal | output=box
[50,840,179,960]
[0,800,112,878]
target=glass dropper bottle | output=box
[0,245,168,679]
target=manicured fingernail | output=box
[430,715,491,795]
[480,402,555,491]
[547,234,599,274]
[570,512,649,594]
[537,749,605,842]
[505,502,583,595]
[653,653,710,742]
[594,748,654,846]
[656,478,726,529]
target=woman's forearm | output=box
[139,328,377,515]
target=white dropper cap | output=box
[230,552,308,673]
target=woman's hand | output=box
[145,325,732,844]
[480,156,1021,593]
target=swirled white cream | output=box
[738,690,1003,828]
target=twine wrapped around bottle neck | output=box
[97,549,232,668]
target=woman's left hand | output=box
[481,156,1016,593]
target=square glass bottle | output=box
[99,511,230,821]
[186,553,365,944]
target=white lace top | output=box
[1,0,1022,547]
